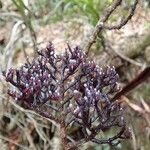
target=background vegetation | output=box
[0,0,150,149]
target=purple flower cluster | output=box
[3,42,130,146]
[3,43,61,105]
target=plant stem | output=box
[60,119,69,150]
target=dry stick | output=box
[59,120,70,150]
[84,0,122,55]
[112,66,150,101]
[103,0,138,30]
[58,72,70,150]
[84,0,139,55]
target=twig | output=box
[84,0,139,55]
[112,66,150,101]
[84,0,122,55]
[103,0,138,30]
[59,120,70,150]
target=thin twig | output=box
[84,0,139,55]
[103,0,138,30]
[84,0,122,55]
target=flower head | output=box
[3,42,130,146]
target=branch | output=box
[84,0,139,55]
[103,0,138,30]
[112,66,150,101]
[84,0,122,54]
